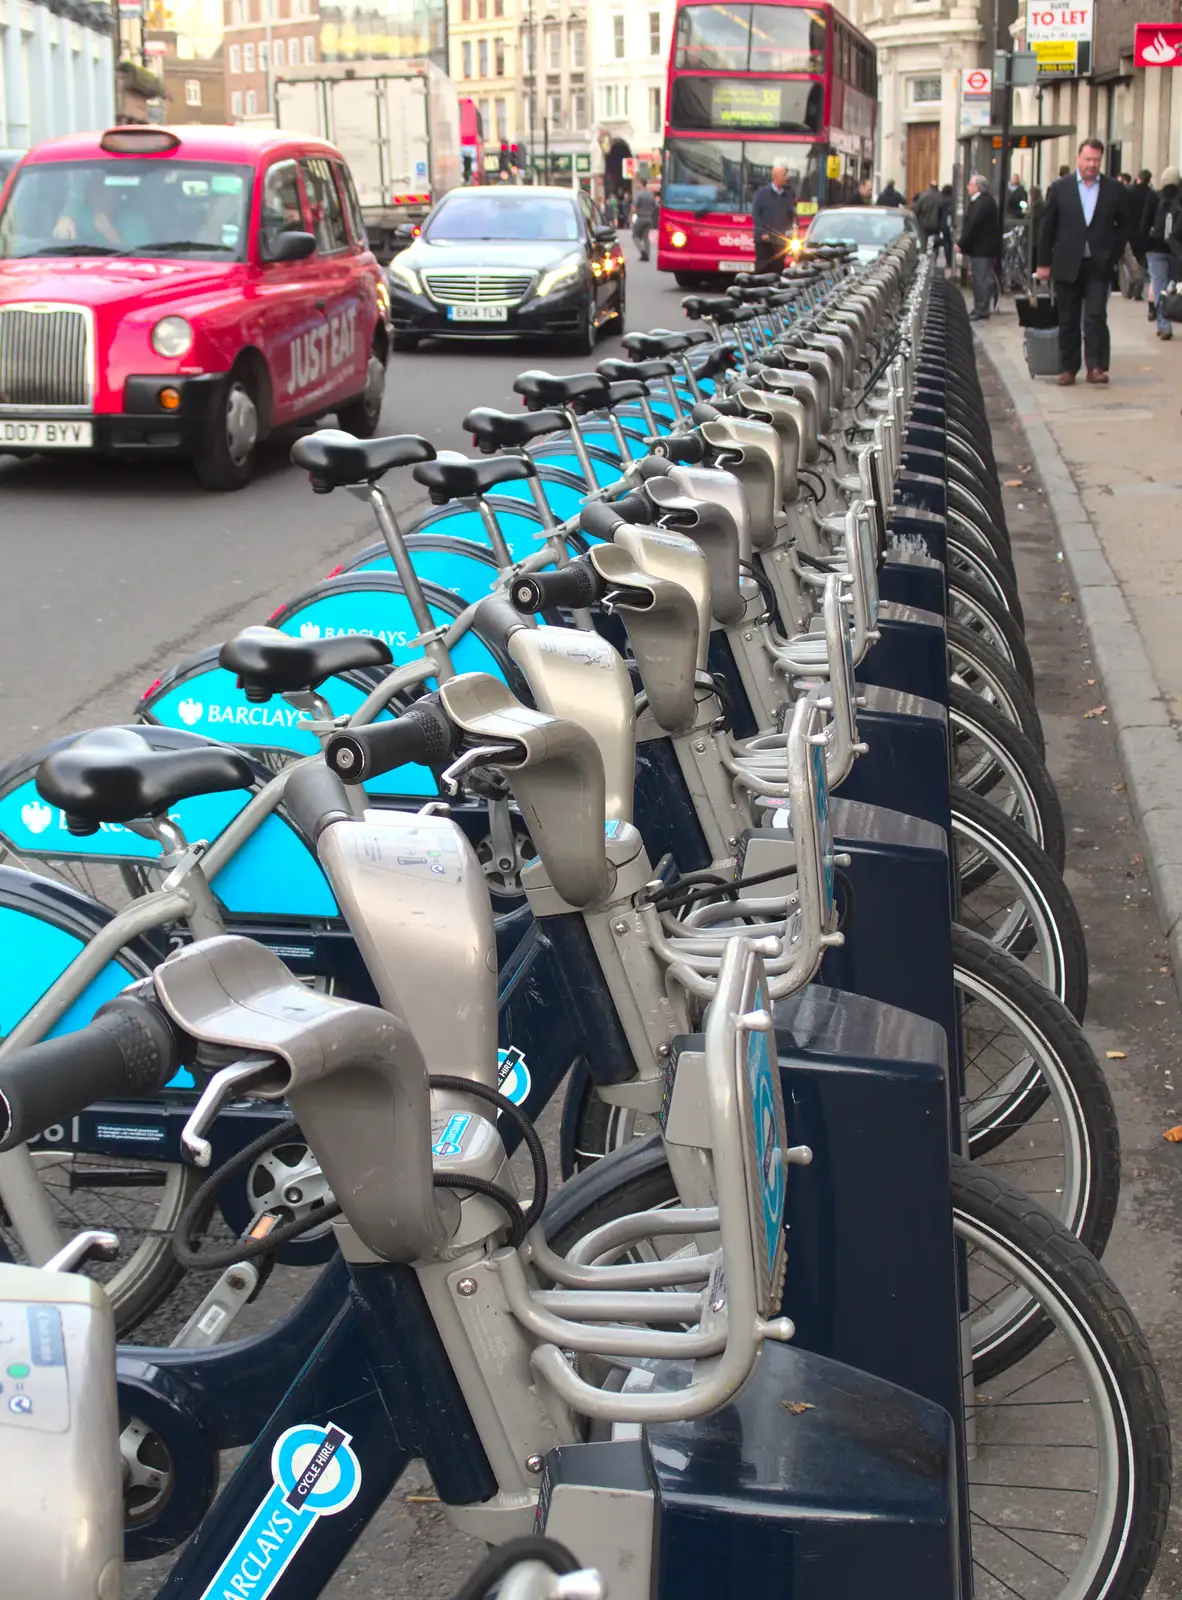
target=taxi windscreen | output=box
[0,160,253,260]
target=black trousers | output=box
[1055,257,1112,374]
[754,239,785,274]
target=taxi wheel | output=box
[612,283,626,333]
[194,365,260,492]
[336,347,387,439]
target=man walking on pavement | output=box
[1036,137,1128,386]
[1005,172,1028,219]
[914,181,943,250]
[877,178,903,207]
[631,179,658,262]
[1145,166,1181,340]
[751,164,796,273]
[959,173,1001,320]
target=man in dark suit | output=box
[751,164,796,273]
[1036,137,1128,385]
[958,173,1001,320]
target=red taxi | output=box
[0,125,392,490]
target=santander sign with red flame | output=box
[1134,22,1182,67]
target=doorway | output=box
[905,121,941,203]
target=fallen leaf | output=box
[1106,1050,1127,1060]
[1004,478,1023,487]
[1161,966,1171,973]
[1087,678,1096,686]
[782,1400,815,1414]
[404,1495,440,1504]
[1164,1126,1182,1143]
[1083,704,1108,718]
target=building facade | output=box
[143,0,226,123]
[516,0,589,186]
[224,0,320,123]
[1017,0,1182,188]
[590,0,671,201]
[448,0,518,161]
[845,0,1005,198]
[1,0,115,148]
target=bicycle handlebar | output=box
[0,993,184,1151]
[325,697,459,785]
[510,562,603,614]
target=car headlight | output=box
[536,252,582,298]
[388,255,423,295]
[669,229,688,249]
[150,316,194,359]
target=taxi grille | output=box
[0,306,92,409]
[422,271,535,306]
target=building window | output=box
[243,41,255,71]
[649,85,661,131]
[570,89,585,128]
[523,30,534,74]
[612,15,624,57]
[570,25,584,68]
[649,10,660,54]
[258,39,268,70]
[478,37,488,74]
[229,42,241,72]
[273,38,283,67]
[246,88,257,113]
[495,96,506,139]
[231,0,244,22]
[602,83,619,118]
[184,77,202,105]
[479,96,491,131]
[303,34,314,62]
[478,0,486,15]
[462,39,471,75]
[548,91,564,128]
[231,89,243,116]
[495,36,505,74]
[494,0,503,14]
[909,75,942,104]
[546,27,561,70]
[461,0,470,15]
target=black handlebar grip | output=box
[654,434,707,465]
[510,561,602,614]
[0,994,184,1151]
[636,455,674,480]
[282,761,355,844]
[324,699,458,785]
[608,488,653,525]
[579,501,626,543]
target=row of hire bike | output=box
[0,236,1171,1600]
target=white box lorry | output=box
[275,60,460,261]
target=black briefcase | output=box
[1015,294,1058,330]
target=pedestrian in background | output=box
[877,178,903,207]
[914,181,943,249]
[1145,165,1181,341]
[959,172,1001,320]
[1036,137,1128,385]
[1027,185,1045,273]
[631,178,657,262]
[850,177,874,205]
[751,163,796,273]
[1005,173,1028,219]
[938,183,954,270]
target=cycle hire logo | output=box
[299,623,322,639]
[177,699,204,727]
[200,1423,362,1600]
[20,801,53,835]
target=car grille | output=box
[0,305,93,410]
[422,271,536,306]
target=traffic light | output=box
[499,141,510,173]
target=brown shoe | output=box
[1086,369,1109,384]
[1057,371,1077,386]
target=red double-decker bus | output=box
[657,1,877,283]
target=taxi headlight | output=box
[150,316,194,359]
[388,255,423,295]
[536,252,582,297]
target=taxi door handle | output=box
[314,299,327,313]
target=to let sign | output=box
[1026,0,1093,44]
[1134,24,1182,66]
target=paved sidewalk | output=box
[974,296,1182,991]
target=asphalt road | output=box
[0,239,682,764]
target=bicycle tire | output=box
[953,1156,1171,1600]
[952,924,1118,1257]
[544,1156,1167,1600]
[949,569,1036,692]
[951,785,1089,1020]
[948,538,1027,630]
[949,685,1066,871]
[948,619,1045,758]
